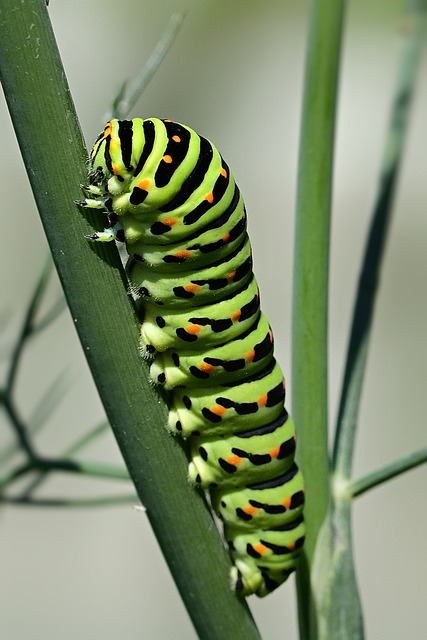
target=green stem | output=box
[0,457,130,488]
[352,447,427,498]
[6,254,52,396]
[18,421,112,500]
[321,5,427,639]
[32,292,67,334]
[0,257,67,463]
[292,0,345,636]
[2,495,137,507]
[27,369,75,433]
[2,392,37,459]
[108,12,186,120]
[0,2,260,638]
[1,256,55,458]
[332,2,427,481]
[65,421,111,456]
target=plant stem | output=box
[0,2,260,637]
[322,5,427,640]
[17,421,112,500]
[352,446,427,498]
[0,456,130,488]
[5,255,52,390]
[2,495,137,507]
[332,1,427,481]
[108,12,186,120]
[292,0,345,636]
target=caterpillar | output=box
[80,117,305,597]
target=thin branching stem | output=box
[18,421,115,500]
[332,1,427,483]
[310,6,427,639]
[0,456,130,489]
[352,446,427,498]
[0,256,64,459]
[65,421,111,456]
[27,369,76,434]
[5,254,52,396]
[2,392,37,459]
[2,495,137,508]
[107,12,186,120]
[32,293,67,334]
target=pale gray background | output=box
[1,1,426,638]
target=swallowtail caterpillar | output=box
[80,117,305,597]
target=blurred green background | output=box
[1,1,426,638]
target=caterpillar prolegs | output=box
[81,118,305,597]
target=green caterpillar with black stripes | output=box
[80,117,305,597]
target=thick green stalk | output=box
[307,4,427,640]
[292,0,345,637]
[0,2,260,638]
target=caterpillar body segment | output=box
[148,312,274,390]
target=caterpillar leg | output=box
[85,222,123,242]
[231,559,293,598]
[77,184,123,241]
[76,196,105,210]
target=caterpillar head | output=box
[89,119,140,196]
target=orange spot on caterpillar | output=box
[138,178,150,190]
[269,446,281,459]
[211,405,227,416]
[112,164,120,175]
[162,155,173,164]
[257,394,268,407]
[172,135,181,142]
[282,496,292,509]
[227,271,236,281]
[104,122,112,137]
[175,250,191,259]
[186,324,202,335]
[199,362,216,373]
[245,349,255,362]
[163,118,172,122]
[184,283,200,293]
[205,192,214,203]
[220,167,228,178]
[253,543,268,556]
[222,232,230,243]
[243,505,258,516]
[231,309,241,321]
[227,453,242,467]
[163,217,177,226]
[269,329,273,342]
[287,542,296,551]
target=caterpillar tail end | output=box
[231,561,266,598]
[230,559,294,598]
